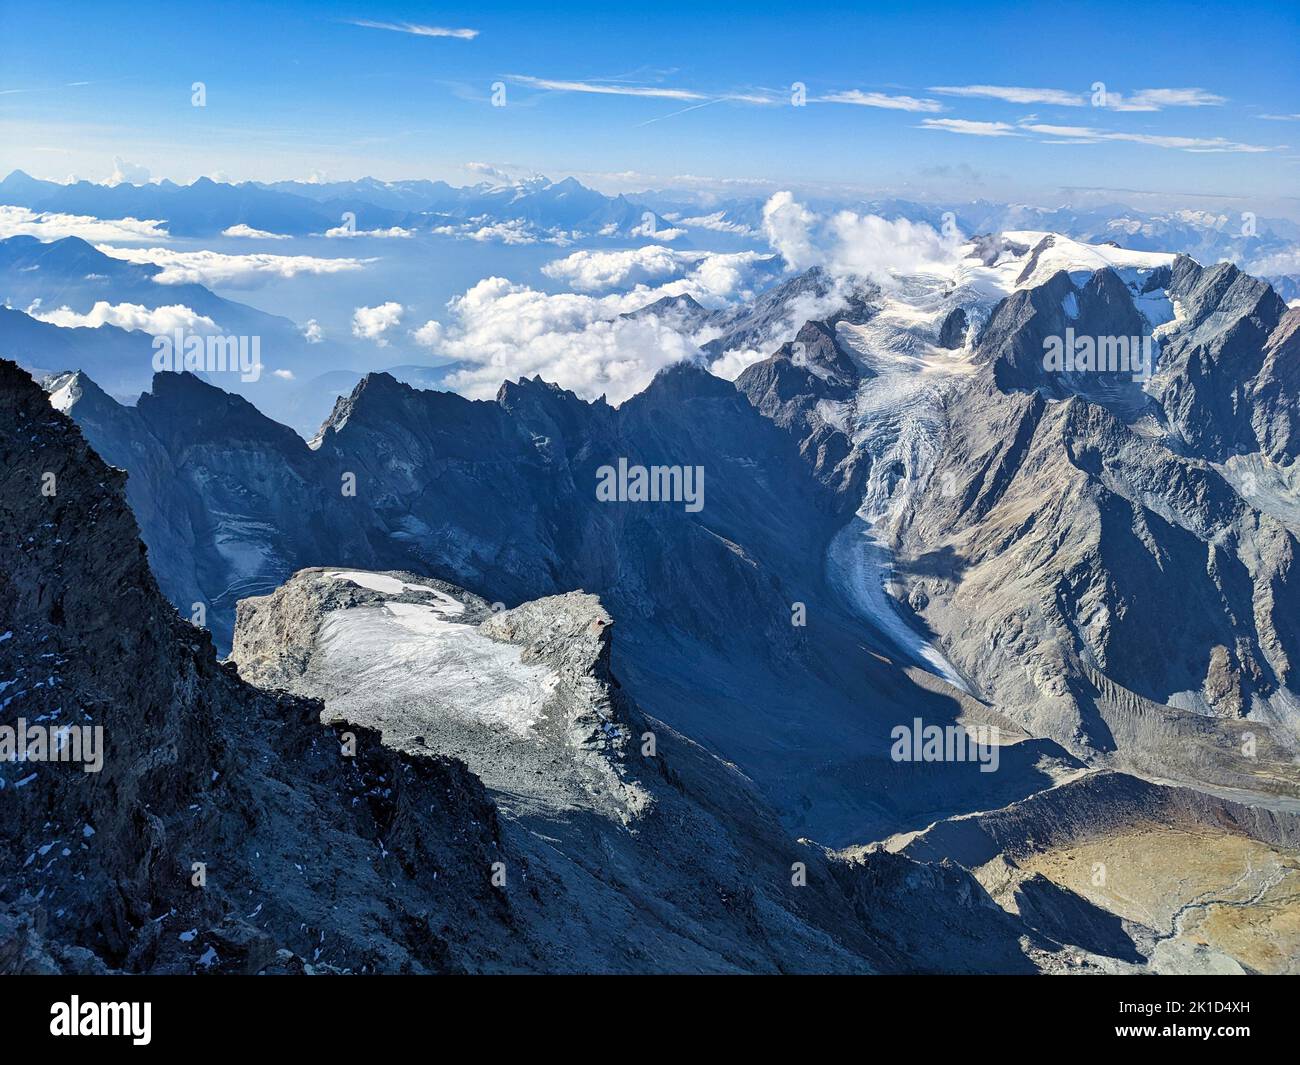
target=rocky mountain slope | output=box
[52,352,1084,848]
[2,357,1071,972]
[736,237,1300,798]
[0,358,516,973]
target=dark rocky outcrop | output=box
[938,306,968,349]
[0,359,512,974]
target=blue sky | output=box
[2,0,1298,209]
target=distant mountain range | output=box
[8,169,1297,291]
[0,170,671,242]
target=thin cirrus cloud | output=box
[918,118,1021,137]
[510,78,950,113]
[507,76,784,108]
[1105,88,1226,111]
[921,116,1276,153]
[928,84,1225,110]
[1019,122,1274,153]
[346,19,479,40]
[818,90,945,113]
[930,84,1086,107]
[507,75,708,101]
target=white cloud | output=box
[508,75,706,101]
[352,302,404,344]
[543,245,685,291]
[347,19,478,40]
[416,236,786,402]
[820,90,944,113]
[929,84,1085,106]
[411,320,444,349]
[928,83,1226,112]
[919,118,1020,137]
[759,192,959,286]
[222,223,290,240]
[629,219,685,240]
[96,245,371,285]
[687,252,774,302]
[106,156,150,186]
[438,278,705,403]
[542,245,771,297]
[825,212,954,279]
[324,225,414,238]
[0,205,169,243]
[708,347,768,381]
[464,161,515,182]
[302,319,323,343]
[272,369,295,380]
[1105,88,1225,111]
[27,300,218,335]
[430,218,549,245]
[762,191,822,271]
[679,211,758,236]
[1018,122,1275,153]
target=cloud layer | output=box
[0,205,169,243]
[96,245,371,285]
[541,245,771,295]
[28,299,218,335]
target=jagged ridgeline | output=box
[0,357,1061,973]
[5,230,1300,973]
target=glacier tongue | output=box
[819,275,979,693]
[827,516,971,693]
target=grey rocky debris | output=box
[227,565,1068,973]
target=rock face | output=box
[735,318,870,496]
[937,307,968,349]
[0,359,511,974]
[3,359,1072,972]
[1149,257,1296,463]
[729,245,1300,802]
[891,263,1300,771]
